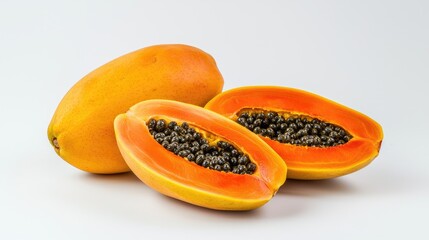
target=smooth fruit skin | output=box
[114,100,287,210]
[205,86,383,180]
[48,44,224,174]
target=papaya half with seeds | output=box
[205,86,383,180]
[114,100,287,210]
[48,44,223,174]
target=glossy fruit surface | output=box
[114,100,287,210]
[48,44,224,173]
[205,86,383,180]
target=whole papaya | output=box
[48,44,224,174]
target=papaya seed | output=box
[147,118,256,175]
[237,110,353,148]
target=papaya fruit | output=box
[205,86,383,180]
[114,100,287,210]
[48,44,224,174]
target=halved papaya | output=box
[205,86,383,180]
[114,99,287,210]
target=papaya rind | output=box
[48,44,224,174]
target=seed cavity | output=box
[147,118,256,175]
[236,110,353,147]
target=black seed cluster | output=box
[147,118,257,174]
[236,111,353,147]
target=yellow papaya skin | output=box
[48,44,224,174]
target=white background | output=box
[1,0,428,239]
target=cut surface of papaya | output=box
[205,86,383,180]
[114,100,287,210]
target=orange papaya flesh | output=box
[114,100,287,210]
[205,86,383,180]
